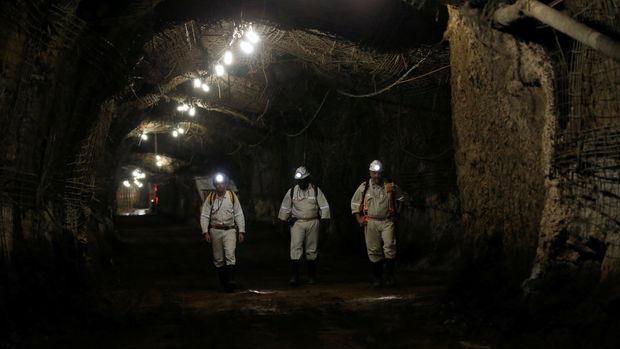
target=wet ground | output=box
[77,215,463,348]
[11,215,609,348]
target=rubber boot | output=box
[384,259,396,287]
[216,266,228,292]
[307,260,317,285]
[371,261,383,288]
[289,259,300,286]
[226,265,236,293]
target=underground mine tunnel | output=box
[1,0,619,348]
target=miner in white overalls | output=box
[351,160,404,287]
[278,166,331,285]
[200,173,246,292]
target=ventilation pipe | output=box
[494,0,620,61]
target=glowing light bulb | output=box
[156,161,163,167]
[193,78,202,88]
[132,170,139,177]
[172,130,179,138]
[141,133,148,141]
[239,40,254,54]
[188,107,196,116]
[122,180,131,188]
[201,83,210,92]
[178,127,185,134]
[215,64,225,76]
[156,155,161,160]
[245,29,260,44]
[373,164,381,171]
[295,172,302,179]
[223,50,233,65]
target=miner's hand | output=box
[279,221,288,237]
[355,214,367,227]
[320,219,330,234]
[203,231,211,243]
[238,232,245,243]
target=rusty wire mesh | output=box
[551,0,620,277]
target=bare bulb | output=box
[223,51,233,65]
[215,64,225,76]
[239,40,254,54]
[245,29,260,44]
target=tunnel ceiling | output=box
[97,1,451,171]
[1,0,450,175]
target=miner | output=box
[351,160,404,287]
[278,166,331,286]
[200,173,246,293]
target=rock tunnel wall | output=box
[446,6,557,283]
[0,1,125,309]
[446,1,620,294]
[529,0,620,291]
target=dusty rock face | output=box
[446,6,557,281]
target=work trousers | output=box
[290,219,319,260]
[210,228,237,267]
[364,219,396,262]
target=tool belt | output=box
[296,217,319,221]
[210,224,236,230]
[287,216,318,227]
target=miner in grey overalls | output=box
[278,166,331,285]
[351,160,404,287]
[200,173,246,292]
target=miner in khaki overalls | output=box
[200,173,246,293]
[351,160,404,287]
[278,166,331,286]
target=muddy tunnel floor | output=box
[7,215,615,349]
[94,215,453,349]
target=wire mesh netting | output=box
[551,0,620,277]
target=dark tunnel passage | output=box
[1,1,620,348]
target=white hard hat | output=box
[369,160,383,172]
[294,166,310,180]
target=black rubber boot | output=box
[226,265,236,292]
[216,266,228,292]
[289,259,300,286]
[307,260,317,285]
[384,259,396,287]
[371,261,383,288]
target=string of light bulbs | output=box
[133,22,262,181]
[122,168,146,188]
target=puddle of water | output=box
[355,295,405,303]
[246,289,276,295]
